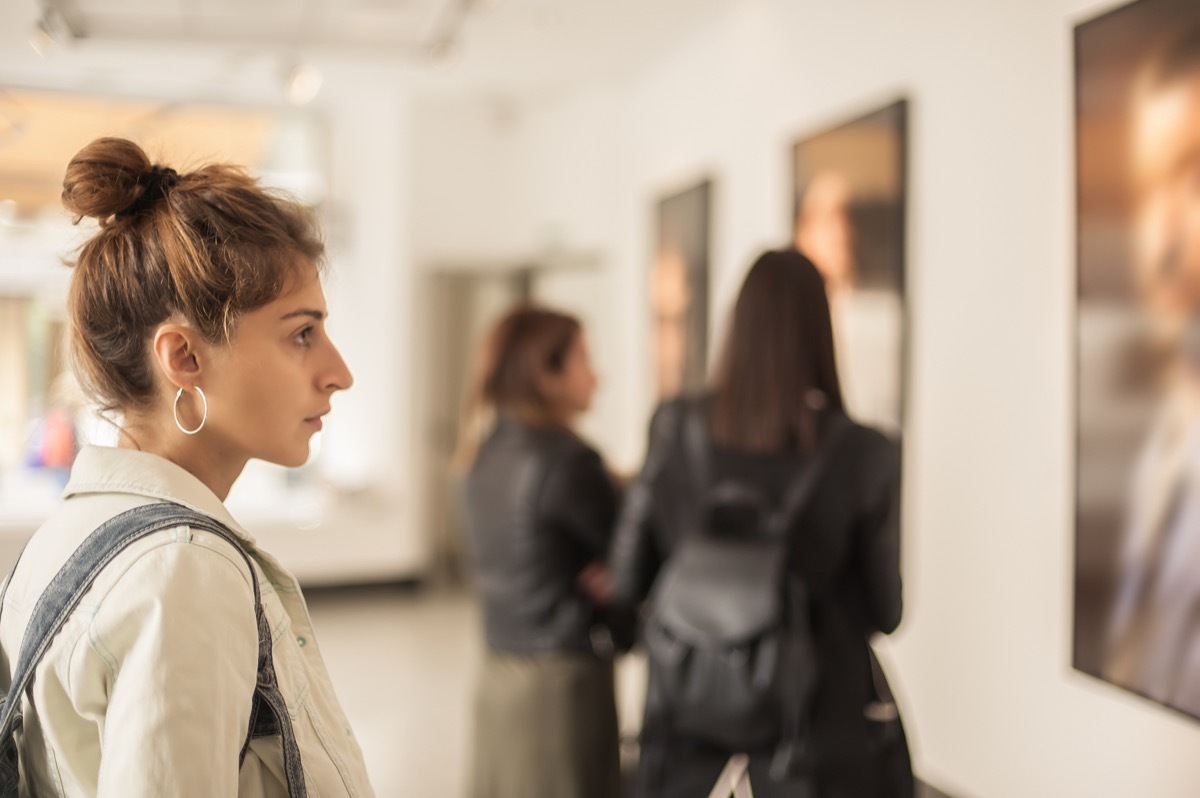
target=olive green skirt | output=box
[470,650,621,798]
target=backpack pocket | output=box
[645,537,789,750]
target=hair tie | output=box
[116,166,180,219]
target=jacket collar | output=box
[63,445,256,545]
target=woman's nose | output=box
[325,342,354,392]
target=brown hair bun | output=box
[61,137,155,224]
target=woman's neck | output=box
[118,414,245,502]
[507,404,573,431]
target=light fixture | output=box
[427,37,460,66]
[284,63,322,107]
[28,17,56,57]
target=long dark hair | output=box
[456,304,582,466]
[710,248,844,454]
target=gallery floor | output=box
[306,582,954,798]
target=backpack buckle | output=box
[768,737,809,782]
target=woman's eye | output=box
[295,326,314,347]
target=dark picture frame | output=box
[790,98,908,435]
[651,179,713,400]
[1074,0,1200,722]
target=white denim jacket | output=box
[0,446,375,797]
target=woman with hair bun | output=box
[458,305,623,798]
[0,138,373,796]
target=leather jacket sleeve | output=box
[609,401,682,604]
[538,444,620,560]
[853,436,903,634]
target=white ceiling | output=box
[0,0,734,219]
[44,0,454,56]
[0,89,286,213]
[0,0,734,104]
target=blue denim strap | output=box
[0,502,307,797]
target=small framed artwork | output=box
[652,179,713,400]
[791,98,907,434]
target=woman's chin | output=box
[262,445,311,470]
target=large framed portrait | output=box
[790,99,907,434]
[1074,0,1200,719]
[651,179,712,400]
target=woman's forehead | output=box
[272,268,326,311]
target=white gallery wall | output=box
[411,0,1200,794]
[291,64,427,582]
[0,7,430,582]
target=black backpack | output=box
[643,404,850,780]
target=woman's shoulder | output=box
[541,427,604,472]
[838,416,899,457]
[22,497,258,605]
[2,499,260,673]
[833,416,901,491]
[646,393,708,441]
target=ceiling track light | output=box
[28,16,57,57]
[283,61,323,106]
[28,2,82,57]
[426,37,460,66]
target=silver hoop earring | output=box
[173,386,207,435]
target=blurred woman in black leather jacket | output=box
[459,305,622,798]
[609,249,913,798]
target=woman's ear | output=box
[535,367,564,406]
[151,322,206,389]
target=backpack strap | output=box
[771,413,855,535]
[708,753,754,798]
[0,502,307,797]
[682,398,713,492]
[683,404,854,537]
[681,399,715,542]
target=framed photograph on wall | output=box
[790,99,907,435]
[1075,0,1200,720]
[652,179,712,400]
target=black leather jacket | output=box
[461,416,620,655]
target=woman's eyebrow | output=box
[280,308,327,322]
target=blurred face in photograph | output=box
[1133,68,1200,322]
[794,169,856,297]
[651,248,690,398]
